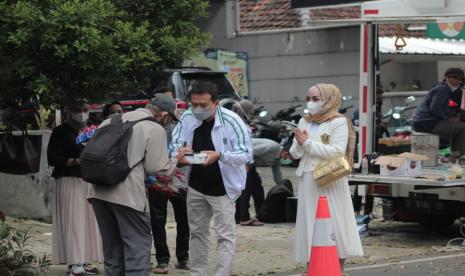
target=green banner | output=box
[426,22,465,39]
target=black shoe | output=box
[175,261,190,271]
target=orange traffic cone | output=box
[307,195,342,276]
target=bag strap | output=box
[110,114,155,127]
[110,113,123,125]
[127,116,155,127]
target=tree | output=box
[0,0,209,108]
[113,0,210,67]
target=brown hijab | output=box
[304,83,356,167]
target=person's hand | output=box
[202,150,221,166]
[176,146,191,166]
[294,128,309,146]
[66,158,78,166]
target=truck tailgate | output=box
[349,169,465,188]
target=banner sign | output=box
[426,22,465,39]
[184,49,249,97]
[217,50,248,97]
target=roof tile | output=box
[239,0,425,37]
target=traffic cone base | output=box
[308,246,341,276]
[307,196,342,276]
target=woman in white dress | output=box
[47,102,103,276]
[290,83,363,272]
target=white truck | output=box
[342,0,465,227]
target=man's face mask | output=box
[192,106,213,121]
[71,112,89,123]
[449,85,460,92]
[447,75,462,91]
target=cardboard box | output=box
[375,152,429,177]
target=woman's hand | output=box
[294,128,309,146]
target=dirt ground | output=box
[4,167,465,275]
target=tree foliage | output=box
[0,0,210,107]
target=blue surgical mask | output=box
[192,106,213,121]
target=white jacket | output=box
[290,117,349,176]
[170,107,253,200]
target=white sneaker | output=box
[70,264,87,276]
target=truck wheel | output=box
[417,215,456,229]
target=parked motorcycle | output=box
[339,95,354,116]
[252,105,300,166]
[383,96,416,138]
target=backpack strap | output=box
[110,114,155,127]
[127,116,155,127]
[110,114,123,125]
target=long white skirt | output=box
[294,172,363,263]
[52,177,103,265]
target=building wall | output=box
[438,60,465,79]
[380,60,438,92]
[201,2,361,113]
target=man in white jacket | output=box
[172,82,252,276]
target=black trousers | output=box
[235,165,265,222]
[147,188,189,265]
[352,186,374,215]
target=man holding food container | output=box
[171,82,252,276]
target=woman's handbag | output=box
[313,154,352,187]
[0,130,42,175]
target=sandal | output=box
[152,263,169,274]
[240,218,264,226]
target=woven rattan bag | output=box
[313,153,352,187]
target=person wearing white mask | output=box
[47,101,103,276]
[171,82,252,276]
[290,84,363,274]
[413,67,465,163]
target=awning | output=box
[379,37,465,55]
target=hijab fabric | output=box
[303,83,356,167]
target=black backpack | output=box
[257,179,294,223]
[80,114,154,187]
